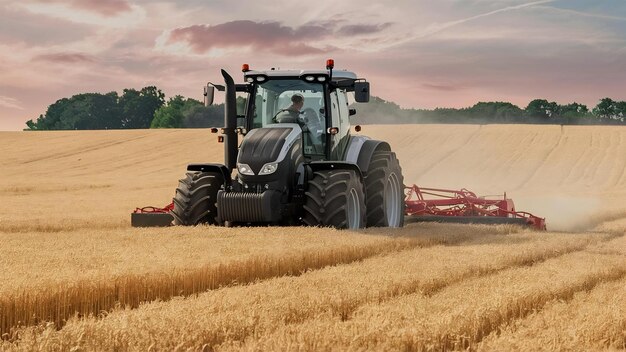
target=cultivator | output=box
[132,185,546,230]
[404,185,546,230]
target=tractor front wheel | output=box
[171,171,223,226]
[302,169,365,230]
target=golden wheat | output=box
[226,236,625,352]
[1,232,618,351]
[1,126,626,350]
[0,222,522,335]
[477,277,626,351]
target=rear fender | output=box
[306,161,363,182]
[345,138,391,174]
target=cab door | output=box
[329,89,351,160]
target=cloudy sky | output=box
[1,0,625,130]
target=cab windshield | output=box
[252,79,325,155]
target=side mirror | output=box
[349,108,357,116]
[204,84,215,106]
[354,81,370,103]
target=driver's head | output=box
[291,94,304,110]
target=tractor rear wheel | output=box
[365,151,404,227]
[171,171,223,226]
[302,169,365,230]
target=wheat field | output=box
[0,125,625,351]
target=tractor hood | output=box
[237,124,302,176]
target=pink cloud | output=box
[33,53,96,64]
[31,0,132,16]
[168,21,328,56]
[167,20,392,56]
[337,23,393,36]
[422,83,462,92]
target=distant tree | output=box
[467,102,524,122]
[182,104,225,128]
[25,97,70,130]
[525,99,559,120]
[25,93,120,130]
[119,86,165,129]
[592,98,617,120]
[559,102,588,117]
[615,101,626,122]
[236,96,247,115]
[151,96,202,128]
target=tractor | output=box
[163,60,404,229]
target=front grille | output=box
[217,190,281,223]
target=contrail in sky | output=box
[536,5,626,21]
[375,0,556,50]
[0,96,24,110]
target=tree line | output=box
[25,87,626,130]
[355,97,626,125]
[25,88,225,130]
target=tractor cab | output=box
[205,60,370,162]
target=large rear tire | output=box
[364,151,405,227]
[302,169,365,230]
[171,171,223,226]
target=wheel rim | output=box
[385,173,402,227]
[347,188,361,229]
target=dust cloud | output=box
[514,196,602,232]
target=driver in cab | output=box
[274,93,323,150]
[274,94,304,123]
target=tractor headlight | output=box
[237,163,255,175]
[259,162,278,175]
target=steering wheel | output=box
[302,108,318,121]
[302,108,321,132]
[273,109,309,129]
[272,109,291,123]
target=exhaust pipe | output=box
[221,69,238,172]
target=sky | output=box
[0,0,625,130]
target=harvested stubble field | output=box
[0,124,625,351]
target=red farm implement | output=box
[404,185,546,230]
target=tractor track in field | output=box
[515,127,565,191]
[417,125,482,176]
[19,134,153,166]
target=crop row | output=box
[226,236,626,351]
[1,232,616,351]
[0,223,513,335]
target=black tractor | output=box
[144,60,404,229]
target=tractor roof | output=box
[244,69,358,81]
